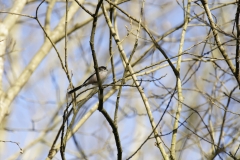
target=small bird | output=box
[68,66,108,94]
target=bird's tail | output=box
[68,85,83,94]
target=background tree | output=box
[0,0,240,159]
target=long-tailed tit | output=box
[68,66,108,94]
